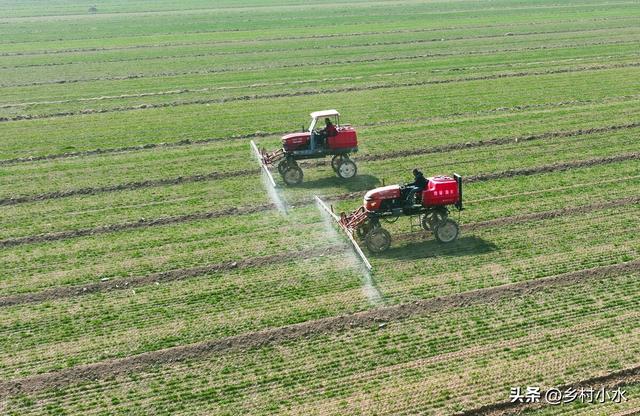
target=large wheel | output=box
[282,165,304,185]
[434,219,459,243]
[337,159,357,179]
[421,208,448,231]
[331,155,343,172]
[365,227,391,253]
[277,160,289,175]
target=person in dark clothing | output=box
[315,118,338,148]
[405,168,427,206]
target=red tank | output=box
[327,126,357,150]
[422,176,460,206]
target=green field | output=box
[0,0,639,414]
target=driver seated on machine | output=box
[405,168,427,206]
[315,117,338,148]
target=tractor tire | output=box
[277,160,289,175]
[337,159,357,179]
[331,155,343,172]
[365,227,391,253]
[421,208,448,231]
[434,219,459,243]
[282,165,304,185]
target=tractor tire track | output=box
[459,365,640,416]
[3,97,639,166]
[0,18,626,57]
[1,123,638,208]
[0,259,636,397]
[0,195,637,308]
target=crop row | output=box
[3,21,636,72]
[4,55,640,122]
[0,200,637,381]
[2,100,638,202]
[3,0,636,46]
[2,65,638,160]
[1,266,637,414]
[3,25,638,90]
[2,93,638,167]
[2,156,638,296]
[1,119,637,216]
[2,150,638,250]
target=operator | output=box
[315,117,338,148]
[405,168,427,206]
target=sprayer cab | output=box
[341,174,464,253]
[252,110,359,186]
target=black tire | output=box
[277,160,289,175]
[434,219,459,243]
[282,165,304,185]
[420,208,448,231]
[331,155,343,172]
[337,159,357,179]
[365,227,391,253]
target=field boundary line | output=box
[1,195,637,306]
[0,260,637,397]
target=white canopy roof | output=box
[310,109,339,118]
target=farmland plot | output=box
[0,0,638,414]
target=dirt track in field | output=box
[0,154,637,249]
[460,365,640,415]
[2,102,636,166]
[2,61,639,121]
[1,123,638,207]
[2,195,637,307]
[0,260,636,397]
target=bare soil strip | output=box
[0,260,636,397]
[1,123,637,208]
[1,61,638,117]
[2,196,636,307]
[0,153,637,249]
[3,100,637,166]
[460,365,640,416]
